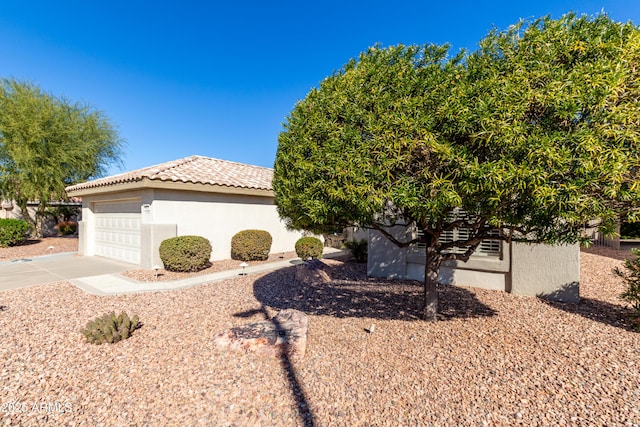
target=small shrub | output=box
[55,221,78,235]
[231,229,272,261]
[159,235,212,272]
[81,311,140,345]
[295,236,323,260]
[0,218,31,247]
[614,248,640,330]
[344,239,368,263]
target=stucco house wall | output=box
[368,227,580,302]
[147,189,300,261]
[67,156,305,269]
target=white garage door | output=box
[93,200,141,264]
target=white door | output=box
[93,200,141,264]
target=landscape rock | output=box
[213,309,308,359]
[295,259,331,285]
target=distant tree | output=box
[0,79,123,236]
[274,13,640,320]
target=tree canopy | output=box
[273,13,640,320]
[0,78,123,235]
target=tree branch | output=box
[371,223,420,248]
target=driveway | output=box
[0,253,136,291]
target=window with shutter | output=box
[413,209,501,258]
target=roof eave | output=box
[65,178,274,198]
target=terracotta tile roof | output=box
[65,155,274,193]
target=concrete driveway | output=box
[0,253,136,291]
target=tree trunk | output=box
[15,200,47,238]
[423,246,441,321]
[33,212,45,238]
[15,200,37,238]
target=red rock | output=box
[213,309,308,359]
[295,259,331,285]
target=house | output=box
[65,155,306,269]
[367,224,580,302]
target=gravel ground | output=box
[0,237,78,262]
[0,245,639,426]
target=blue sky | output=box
[1,1,639,177]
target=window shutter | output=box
[414,209,501,258]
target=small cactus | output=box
[81,311,141,345]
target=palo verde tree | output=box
[0,79,123,236]
[274,13,640,320]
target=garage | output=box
[66,155,305,269]
[93,200,141,264]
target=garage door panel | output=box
[93,202,141,264]
[94,201,140,214]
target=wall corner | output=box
[140,224,177,269]
[510,242,580,303]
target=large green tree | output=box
[274,13,640,320]
[0,79,123,235]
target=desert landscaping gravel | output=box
[0,239,639,426]
[0,237,78,262]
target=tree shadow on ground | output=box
[252,261,497,322]
[243,260,497,427]
[538,290,639,332]
[232,305,316,427]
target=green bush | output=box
[81,311,140,345]
[231,229,272,261]
[295,236,323,260]
[159,235,212,272]
[614,248,640,330]
[344,239,368,263]
[0,218,31,247]
[55,221,78,235]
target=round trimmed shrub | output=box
[295,236,323,260]
[231,229,272,261]
[0,218,31,247]
[159,235,212,272]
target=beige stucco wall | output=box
[148,189,304,261]
[367,226,409,279]
[140,223,177,269]
[510,242,580,302]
